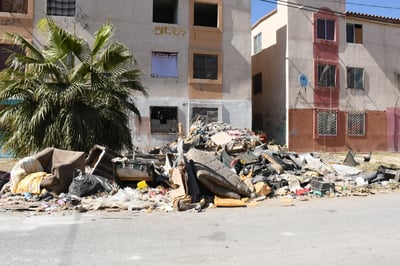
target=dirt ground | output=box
[317,151,400,172]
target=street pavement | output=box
[1,192,400,266]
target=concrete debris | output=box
[1,122,400,214]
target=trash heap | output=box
[1,121,400,214]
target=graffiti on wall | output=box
[153,26,186,37]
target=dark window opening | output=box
[153,0,178,24]
[317,19,335,41]
[346,23,363,44]
[194,2,218,27]
[318,64,336,87]
[253,73,262,94]
[193,54,218,80]
[0,0,28,14]
[191,107,218,124]
[253,113,263,132]
[0,44,23,70]
[47,0,76,16]
[150,106,178,134]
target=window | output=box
[0,0,28,14]
[347,67,364,89]
[317,110,337,136]
[153,0,178,24]
[253,73,262,94]
[317,19,335,41]
[193,54,218,80]
[47,0,76,16]
[346,23,362,44]
[318,64,336,87]
[151,52,178,78]
[150,106,178,134]
[191,107,218,124]
[194,2,218,27]
[253,32,262,54]
[347,112,365,136]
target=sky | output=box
[251,0,400,24]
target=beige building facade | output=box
[3,0,252,151]
[252,0,400,152]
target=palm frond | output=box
[92,20,114,56]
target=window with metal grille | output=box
[318,110,337,136]
[346,23,362,44]
[253,32,262,54]
[318,64,336,87]
[150,106,178,134]
[193,54,218,80]
[153,0,178,24]
[0,0,28,14]
[347,112,365,136]
[194,2,218,27]
[317,19,335,41]
[47,0,75,16]
[347,67,364,89]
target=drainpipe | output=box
[395,97,399,152]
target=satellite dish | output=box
[299,74,308,88]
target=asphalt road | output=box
[1,192,400,266]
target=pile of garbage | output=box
[1,121,400,214]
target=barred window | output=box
[318,64,336,87]
[318,110,337,136]
[347,112,365,136]
[347,67,364,89]
[193,54,218,80]
[47,0,75,16]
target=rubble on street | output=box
[1,121,400,214]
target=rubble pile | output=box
[1,121,400,214]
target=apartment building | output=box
[24,0,251,151]
[252,0,400,152]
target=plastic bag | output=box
[68,170,116,197]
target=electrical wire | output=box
[326,0,400,10]
[259,0,400,17]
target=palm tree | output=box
[0,17,147,157]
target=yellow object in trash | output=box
[137,180,148,189]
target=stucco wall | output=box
[33,0,252,150]
[339,18,400,111]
